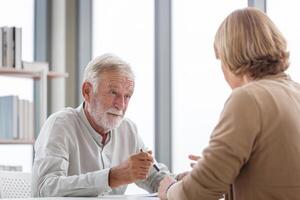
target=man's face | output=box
[89,71,134,132]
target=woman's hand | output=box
[174,154,201,181]
[188,154,201,168]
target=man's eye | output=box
[110,90,117,95]
[125,95,131,99]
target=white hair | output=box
[83,53,135,93]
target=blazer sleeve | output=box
[167,88,261,200]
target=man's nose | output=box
[114,96,125,110]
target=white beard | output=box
[90,100,124,131]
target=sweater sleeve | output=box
[130,121,173,193]
[168,88,261,200]
[32,114,112,197]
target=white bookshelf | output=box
[0,66,68,144]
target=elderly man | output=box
[32,54,171,197]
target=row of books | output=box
[0,26,22,68]
[0,95,34,141]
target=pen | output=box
[140,148,160,172]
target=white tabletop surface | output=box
[1,198,159,200]
[1,194,159,200]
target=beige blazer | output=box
[168,73,300,200]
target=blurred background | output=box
[0,0,299,194]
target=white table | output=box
[1,196,159,200]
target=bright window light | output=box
[0,0,34,62]
[172,0,247,173]
[0,0,34,172]
[267,1,300,83]
[92,0,154,194]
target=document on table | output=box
[99,192,158,199]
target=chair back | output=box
[0,171,31,198]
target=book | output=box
[0,27,3,67]
[28,101,34,140]
[0,26,22,68]
[0,95,18,139]
[2,26,7,67]
[18,99,25,139]
[4,27,14,68]
[0,97,5,139]
[14,27,22,69]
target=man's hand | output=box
[108,151,154,188]
[158,176,177,200]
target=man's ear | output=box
[82,81,93,102]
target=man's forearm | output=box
[36,172,108,197]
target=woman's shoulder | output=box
[225,81,269,112]
[230,77,288,109]
[233,79,273,97]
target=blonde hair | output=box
[214,7,289,79]
[83,53,134,93]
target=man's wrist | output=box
[109,167,122,188]
[108,168,114,188]
[109,165,132,188]
[165,181,177,194]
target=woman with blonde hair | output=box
[158,7,300,200]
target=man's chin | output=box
[105,119,123,130]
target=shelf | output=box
[0,67,41,78]
[0,139,35,144]
[0,67,68,79]
[47,71,69,78]
[0,65,68,145]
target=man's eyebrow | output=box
[128,90,134,95]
